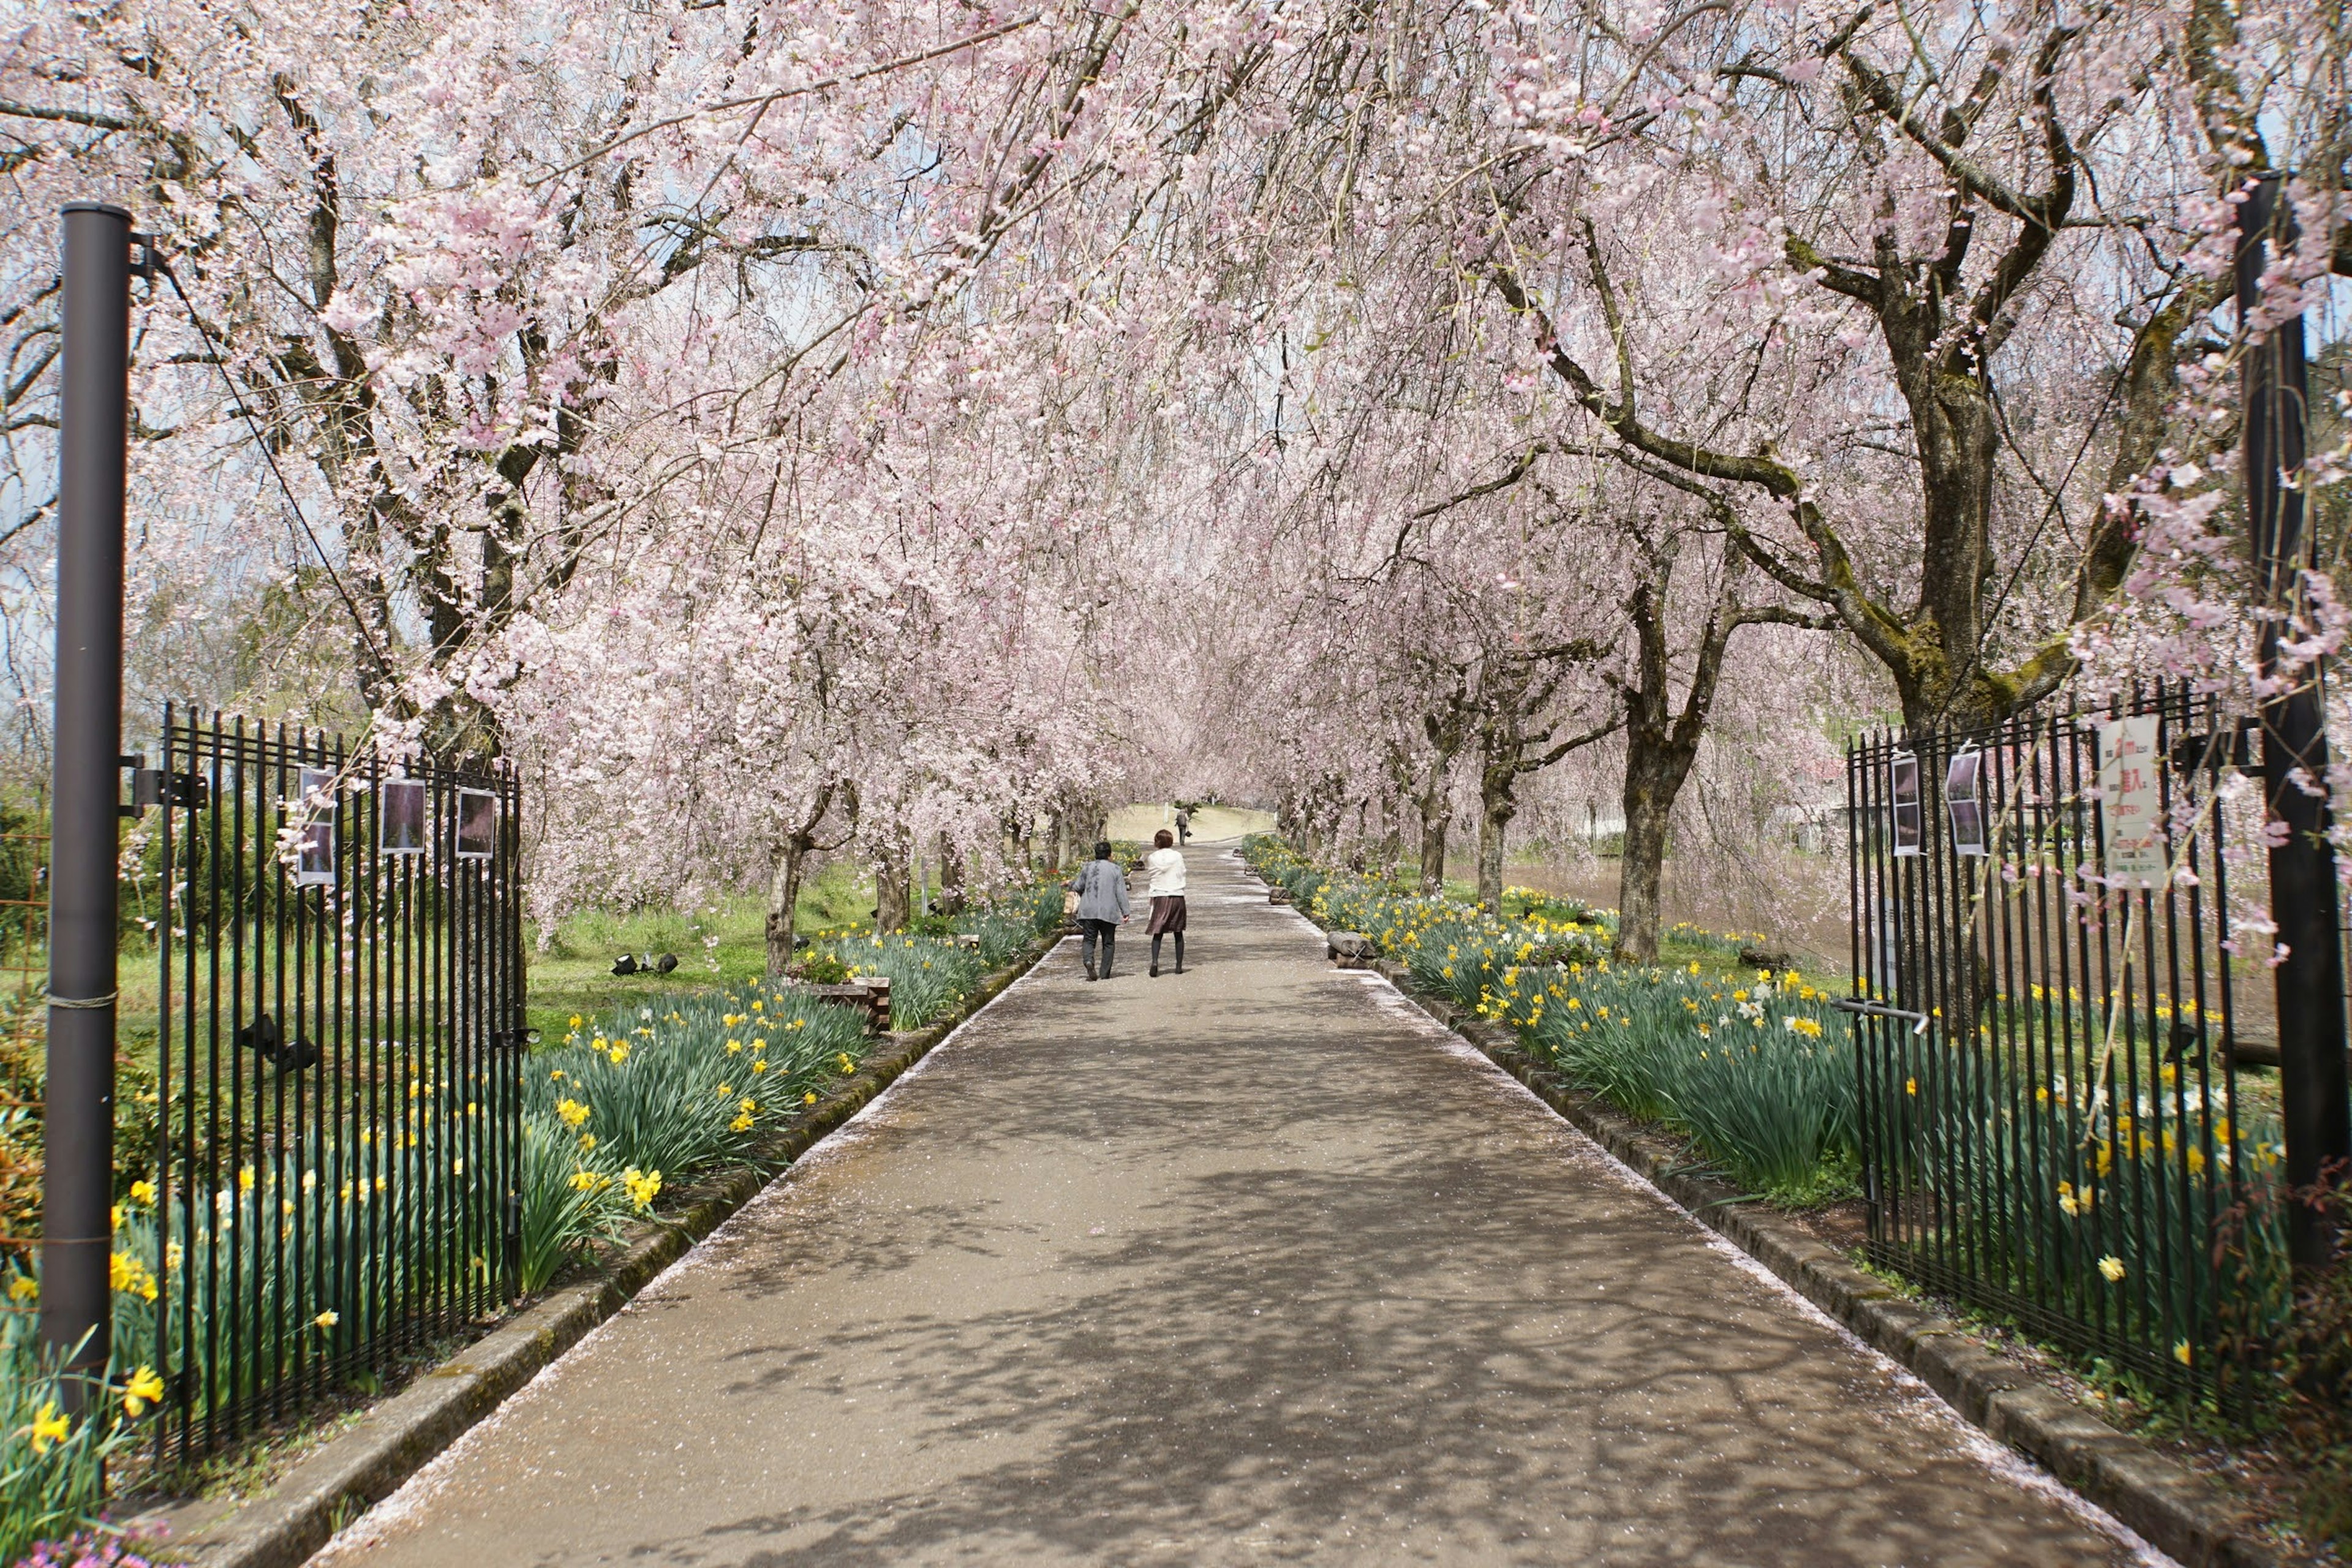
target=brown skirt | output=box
[1146,895,1188,935]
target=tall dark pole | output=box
[43,203,131,1384]
[2237,176,2352,1270]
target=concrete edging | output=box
[1362,956,2285,1568]
[172,938,1061,1568]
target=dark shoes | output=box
[1149,965,1159,978]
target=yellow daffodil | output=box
[26,1400,69,1455]
[123,1365,165,1417]
[2098,1255,2126,1282]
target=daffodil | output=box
[123,1364,166,1417]
[2098,1255,2126,1282]
[26,1400,69,1454]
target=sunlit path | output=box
[313,847,2152,1568]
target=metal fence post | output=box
[42,202,132,1387]
[2237,175,2352,1270]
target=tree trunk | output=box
[1613,745,1688,963]
[1414,747,1456,892]
[936,830,966,914]
[874,844,911,932]
[1476,797,1510,914]
[1417,802,1450,893]
[764,843,809,978]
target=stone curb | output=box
[1362,955,2286,1568]
[173,938,1061,1568]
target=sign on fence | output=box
[2097,714,2166,888]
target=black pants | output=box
[1080,918,1117,976]
[1151,931,1185,970]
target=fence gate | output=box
[145,707,524,1458]
[1845,684,2277,1404]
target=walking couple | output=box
[1066,830,1188,981]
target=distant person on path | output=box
[1145,828,1188,976]
[1068,840,1130,981]
[1175,807,1191,845]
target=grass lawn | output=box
[521,862,876,1043]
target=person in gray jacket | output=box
[1068,839,1131,981]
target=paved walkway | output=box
[317,847,2157,1567]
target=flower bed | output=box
[1242,836,1855,1202]
[522,984,875,1291]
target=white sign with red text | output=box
[2097,715,2165,888]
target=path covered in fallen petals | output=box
[316,845,2160,1567]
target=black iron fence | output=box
[137,708,524,1458]
[1846,684,2289,1404]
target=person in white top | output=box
[1142,828,1188,977]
